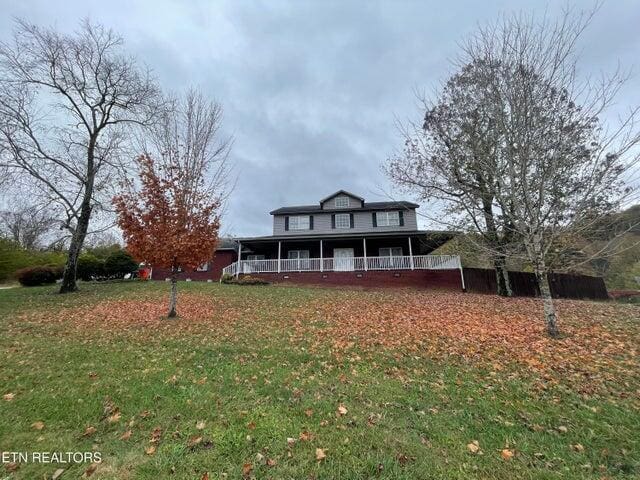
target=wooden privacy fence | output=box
[462,268,609,300]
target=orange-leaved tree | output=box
[114,154,220,317]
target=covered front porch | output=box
[222,231,461,279]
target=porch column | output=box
[236,241,241,278]
[320,240,323,272]
[408,237,414,270]
[363,238,367,271]
[277,241,281,273]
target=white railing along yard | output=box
[222,255,461,277]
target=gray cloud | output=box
[1,0,639,236]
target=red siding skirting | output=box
[240,269,463,290]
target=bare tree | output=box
[389,7,640,337]
[0,19,162,292]
[386,62,518,296]
[0,198,58,250]
[142,88,234,211]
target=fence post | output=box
[408,237,414,270]
[457,256,466,291]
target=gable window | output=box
[334,196,349,208]
[288,215,310,230]
[334,213,351,229]
[376,211,400,227]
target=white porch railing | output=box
[222,255,461,277]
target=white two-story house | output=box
[223,190,462,285]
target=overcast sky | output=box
[1,0,639,236]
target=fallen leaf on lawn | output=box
[31,421,45,430]
[299,430,312,441]
[316,448,327,461]
[396,453,415,465]
[247,421,256,430]
[3,393,15,401]
[201,473,209,480]
[287,437,297,446]
[107,411,121,423]
[304,408,313,417]
[150,426,162,443]
[501,449,514,460]
[571,443,585,452]
[337,404,348,416]
[242,463,253,477]
[196,376,207,385]
[4,463,18,472]
[467,440,481,454]
[82,426,97,437]
[255,452,265,464]
[557,425,568,434]
[188,435,203,448]
[82,463,98,478]
[102,398,117,417]
[52,468,65,480]
[196,420,206,430]
[145,445,156,455]
[120,430,132,440]
[266,458,277,467]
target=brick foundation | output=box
[239,269,464,290]
[152,250,236,282]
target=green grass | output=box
[0,282,638,479]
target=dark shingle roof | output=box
[319,189,364,203]
[269,201,419,215]
[216,237,238,250]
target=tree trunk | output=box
[167,271,178,318]
[535,270,559,338]
[59,197,92,293]
[59,136,96,294]
[494,254,512,297]
[481,197,512,296]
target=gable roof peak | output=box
[319,189,364,204]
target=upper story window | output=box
[335,213,351,229]
[334,196,349,208]
[288,215,310,230]
[376,211,400,227]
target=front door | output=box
[334,248,354,271]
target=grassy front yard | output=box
[0,282,638,479]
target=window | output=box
[379,247,403,257]
[334,196,349,208]
[287,250,310,270]
[289,215,310,230]
[335,213,351,229]
[196,262,208,272]
[247,255,265,261]
[287,250,309,260]
[376,211,400,227]
[379,247,404,268]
